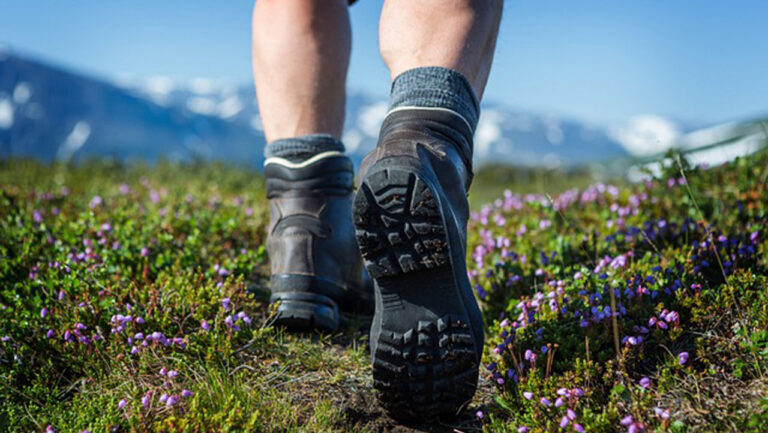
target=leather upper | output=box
[265,155,373,312]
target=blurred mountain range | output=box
[1,48,763,169]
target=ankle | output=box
[388,66,480,134]
[380,67,479,174]
[264,134,345,163]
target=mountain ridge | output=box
[3,49,727,169]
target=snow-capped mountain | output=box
[0,51,265,165]
[122,74,632,168]
[9,48,752,170]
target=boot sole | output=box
[270,290,340,332]
[353,160,480,420]
[270,276,373,332]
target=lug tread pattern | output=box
[354,169,449,279]
[371,315,478,419]
[354,167,479,419]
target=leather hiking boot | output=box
[353,108,484,419]
[265,151,373,331]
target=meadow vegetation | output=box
[1,148,766,432]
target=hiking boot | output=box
[265,151,373,331]
[353,108,484,419]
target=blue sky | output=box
[1,0,766,125]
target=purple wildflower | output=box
[639,377,651,389]
[475,410,483,420]
[678,351,689,365]
[89,195,103,208]
[222,297,231,311]
[523,391,533,400]
[540,397,551,407]
[117,399,128,409]
[201,320,210,331]
[610,254,627,269]
[181,389,193,398]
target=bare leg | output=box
[379,0,502,99]
[252,0,350,142]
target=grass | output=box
[469,164,612,208]
[1,148,766,432]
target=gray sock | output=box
[388,66,480,133]
[264,134,345,163]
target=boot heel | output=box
[270,289,340,331]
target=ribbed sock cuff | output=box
[264,134,345,162]
[388,66,480,133]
